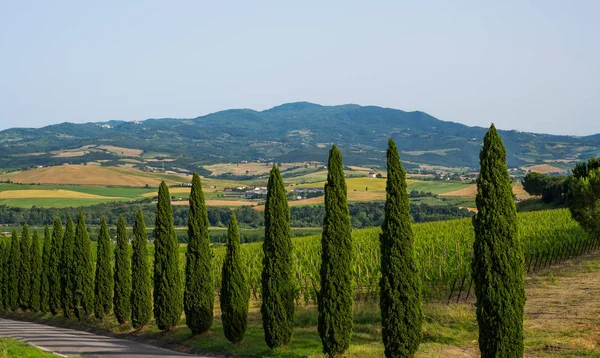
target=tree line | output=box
[0,199,471,232]
[0,126,556,357]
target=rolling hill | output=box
[1,102,599,171]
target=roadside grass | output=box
[0,338,56,357]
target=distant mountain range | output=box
[1,102,599,172]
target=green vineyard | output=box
[211,208,594,303]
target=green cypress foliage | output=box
[94,217,113,319]
[0,241,9,309]
[184,172,214,334]
[379,139,422,357]
[61,216,76,318]
[220,214,249,343]
[0,241,7,309]
[49,219,64,315]
[261,165,294,348]
[114,216,132,324]
[40,226,52,312]
[73,213,94,319]
[131,209,152,329]
[19,224,32,310]
[29,230,43,312]
[153,181,183,331]
[6,230,20,311]
[318,145,353,357]
[472,124,525,357]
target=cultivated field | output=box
[522,163,566,174]
[0,165,186,187]
[204,162,306,176]
[0,165,481,209]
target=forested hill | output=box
[2,102,599,170]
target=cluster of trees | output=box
[0,199,471,237]
[0,128,533,357]
[568,156,600,239]
[521,172,567,203]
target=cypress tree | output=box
[153,181,183,331]
[18,224,32,310]
[131,209,152,329]
[6,230,20,311]
[40,225,52,312]
[261,165,294,348]
[29,230,43,312]
[220,214,249,343]
[379,138,422,357]
[472,124,525,357]
[73,212,94,319]
[61,216,76,318]
[0,241,7,309]
[94,217,113,319]
[49,219,64,315]
[318,145,353,357]
[114,216,132,324]
[184,172,214,334]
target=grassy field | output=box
[0,338,56,357]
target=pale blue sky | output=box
[1,1,598,135]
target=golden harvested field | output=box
[204,162,305,176]
[347,165,374,172]
[297,177,390,192]
[439,184,478,198]
[0,165,186,187]
[0,189,121,199]
[97,145,143,157]
[513,182,533,200]
[522,163,565,174]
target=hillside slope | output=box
[1,102,599,169]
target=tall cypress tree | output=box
[6,230,20,311]
[49,219,64,315]
[114,216,132,324]
[40,225,52,312]
[153,181,183,331]
[261,165,294,348]
[472,124,525,357]
[29,230,43,312]
[73,213,94,319]
[0,241,8,309]
[61,216,76,318]
[94,217,113,319]
[19,224,32,310]
[131,209,152,329]
[379,138,422,357]
[220,214,249,343]
[184,172,214,334]
[318,145,353,357]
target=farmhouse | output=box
[368,172,377,178]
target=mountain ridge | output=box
[1,102,599,171]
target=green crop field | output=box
[10,208,584,304]
[208,208,588,303]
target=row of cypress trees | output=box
[256,129,523,358]
[152,173,249,344]
[0,126,523,357]
[0,211,153,329]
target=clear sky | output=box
[1,1,598,135]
